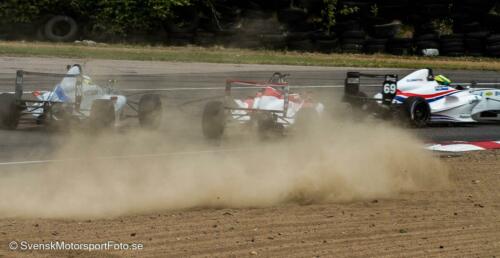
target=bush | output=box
[0,0,191,38]
[0,0,87,23]
[89,0,191,37]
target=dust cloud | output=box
[0,105,449,219]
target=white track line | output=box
[2,83,497,94]
[0,147,255,166]
[118,85,366,92]
[3,86,345,94]
[93,82,500,92]
[117,85,343,91]
[96,82,500,92]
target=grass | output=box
[1,41,500,71]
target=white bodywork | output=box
[231,86,324,126]
[374,69,500,123]
[32,66,126,120]
[469,88,500,122]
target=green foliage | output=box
[0,0,191,36]
[0,0,84,23]
[321,0,338,34]
[1,0,46,23]
[321,0,362,34]
[431,18,453,36]
[370,4,378,17]
[339,5,359,16]
[90,0,191,36]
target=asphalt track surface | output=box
[0,63,499,163]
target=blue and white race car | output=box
[344,68,500,126]
[0,64,162,130]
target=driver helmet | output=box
[82,75,93,85]
[435,74,451,86]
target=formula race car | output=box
[201,72,324,139]
[343,68,500,127]
[0,64,162,130]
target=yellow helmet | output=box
[435,74,451,85]
[82,75,93,85]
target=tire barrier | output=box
[160,0,499,58]
[3,0,499,58]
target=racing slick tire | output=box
[202,101,226,139]
[89,99,115,131]
[0,93,22,130]
[138,94,162,129]
[44,15,78,42]
[396,96,431,128]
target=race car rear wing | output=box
[14,69,84,111]
[344,72,399,105]
[225,79,290,114]
[225,72,291,115]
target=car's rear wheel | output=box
[202,101,226,139]
[89,99,115,131]
[396,96,430,127]
[0,93,22,130]
[139,94,162,129]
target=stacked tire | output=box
[414,34,440,55]
[168,32,194,46]
[376,0,409,20]
[165,5,199,46]
[338,20,366,53]
[312,32,338,53]
[371,20,401,39]
[453,0,496,17]
[156,0,500,58]
[387,38,412,55]
[365,19,403,55]
[486,34,500,57]
[364,38,386,54]
[465,31,489,57]
[194,31,217,47]
[484,14,500,33]
[285,32,315,52]
[259,33,287,50]
[277,7,315,52]
[415,0,452,18]
[440,34,465,57]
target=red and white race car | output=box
[201,72,324,139]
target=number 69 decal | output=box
[383,83,397,94]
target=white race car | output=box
[0,64,162,130]
[344,68,500,126]
[202,72,324,139]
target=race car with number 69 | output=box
[343,68,500,127]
